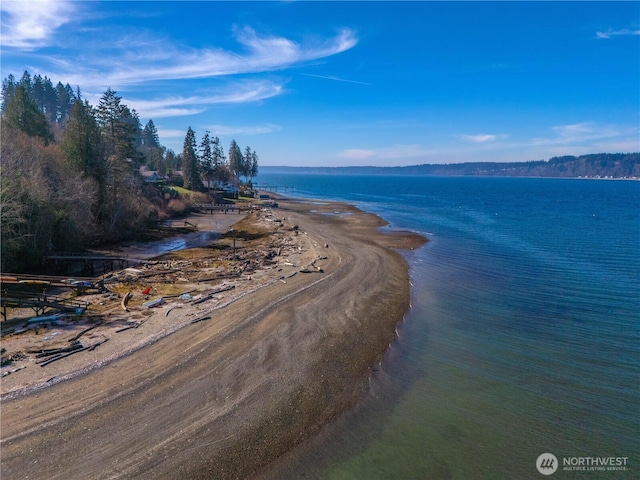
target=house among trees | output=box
[139,166,164,183]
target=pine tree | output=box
[96,88,138,160]
[199,131,214,191]
[212,136,229,183]
[3,84,54,144]
[141,119,160,149]
[141,119,164,173]
[228,139,243,181]
[61,100,105,179]
[243,146,253,180]
[1,74,17,113]
[96,88,142,231]
[41,76,58,123]
[249,151,259,182]
[56,82,76,124]
[182,127,204,191]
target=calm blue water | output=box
[256,174,640,479]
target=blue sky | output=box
[1,1,638,167]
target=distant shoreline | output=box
[258,152,640,180]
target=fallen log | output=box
[38,339,109,367]
[115,317,149,333]
[190,315,212,324]
[69,321,103,342]
[121,291,132,312]
[192,285,236,305]
[88,338,109,351]
[37,346,89,366]
[29,342,83,357]
[165,306,183,316]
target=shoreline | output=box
[1,195,426,479]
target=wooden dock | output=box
[43,253,133,275]
[0,291,88,319]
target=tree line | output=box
[1,70,260,272]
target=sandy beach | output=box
[0,196,425,479]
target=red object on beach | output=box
[142,287,151,295]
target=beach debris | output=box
[69,321,103,342]
[193,285,235,305]
[142,287,151,295]
[36,338,109,367]
[190,314,212,324]
[121,291,132,312]
[1,365,27,377]
[27,313,65,325]
[165,305,183,316]
[30,342,83,357]
[116,316,151,333]
[142,297,165,308]
[178,292,193,301]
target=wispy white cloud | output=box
[596,28,640,39]
[520,122,639,156]
[338,144,435,163]
[338,149,376,160]
[124,81,283,118]
[205,124,282,136]
[539,122,619,145]
[461,133,508,143]
[157,128,190,141]
[45,26,357,90]
[0,0,76,49]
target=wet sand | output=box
[0,196,426,479]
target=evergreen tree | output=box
[96,88,139,161]
[31,74,45,111]
[141,119,160,149]
[199,131,214,191]
[243,146,253,180]
[182,127,204,191]
[1,74,17,112]
[56,82,76,124]
[141,119,164,173]
[61,100,105,179]
[249,150,259,182]
[3,84,54,144]
[19,71,32,90]
[212,136,229,183]
[41,76,58,123]
[96,88,142,231]
[228,139,243,181]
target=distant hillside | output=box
[263,153,640,179]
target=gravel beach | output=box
[0,196,426,479]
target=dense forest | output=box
[263,153,640,178]
[1,71,259,272]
